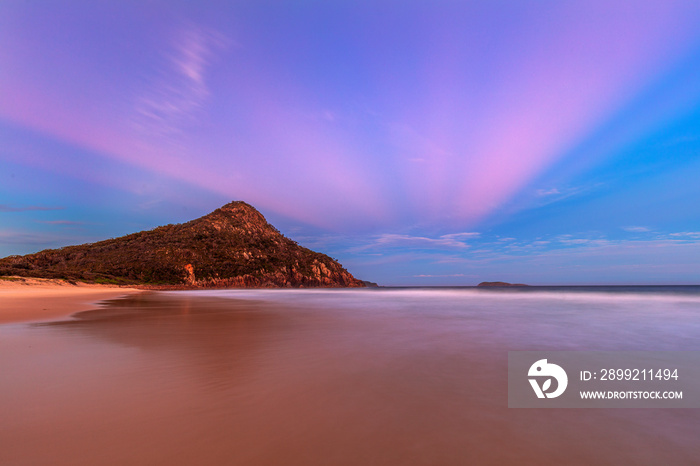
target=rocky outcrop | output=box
[0,201,365,288]
[184,264,196,285]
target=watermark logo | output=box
[510,351,700,408]
[528,359,568,398]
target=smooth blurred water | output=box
[1,287,699,465]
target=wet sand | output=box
[0,277,140,323]
[1,289,698,465]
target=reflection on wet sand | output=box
[0,291,698,465]
[47,293,288,391]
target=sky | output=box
[2,0,700,285]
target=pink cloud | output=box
[2,3,700,233]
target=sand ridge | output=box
[0,276,141,324]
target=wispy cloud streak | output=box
[669,231,700,239]
[133,25,227,140]
[0,204,64,212]
[37,220,84,225]
[351,232,481,251]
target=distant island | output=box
[0,201,365,288]
[477,281,529,287]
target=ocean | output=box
[1,286,699,465]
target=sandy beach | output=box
[1,288,699,465]
[0,277,141,324]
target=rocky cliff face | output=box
[0,201,365,288]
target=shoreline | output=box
[0,277,141,324]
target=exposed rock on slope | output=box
[0,202,364,288]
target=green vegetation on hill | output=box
[0,202,364,288]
